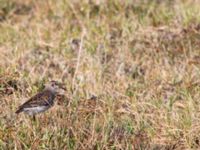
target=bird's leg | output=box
[33,115,36,121]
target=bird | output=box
[15,81,65,120]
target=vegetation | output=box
[0,0,200,149]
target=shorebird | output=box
[15,81,65,120]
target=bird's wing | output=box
[18,90,54,109]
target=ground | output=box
[0,0,200,149]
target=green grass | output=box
[0,0,200,149]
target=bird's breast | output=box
[23,106,50,115]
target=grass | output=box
[0,0,200,149]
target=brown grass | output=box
[0,0,200,149]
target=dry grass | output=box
[0,0,200,149]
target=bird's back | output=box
[15,90,56,114]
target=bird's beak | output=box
[58,88,65,95]
[59,83,66,90]
[58,83,66,95]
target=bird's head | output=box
[45,80,66,95]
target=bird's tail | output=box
[15,108,23,114]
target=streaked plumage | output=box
[15,81,65,117]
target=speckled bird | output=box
[15,81,65,120]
